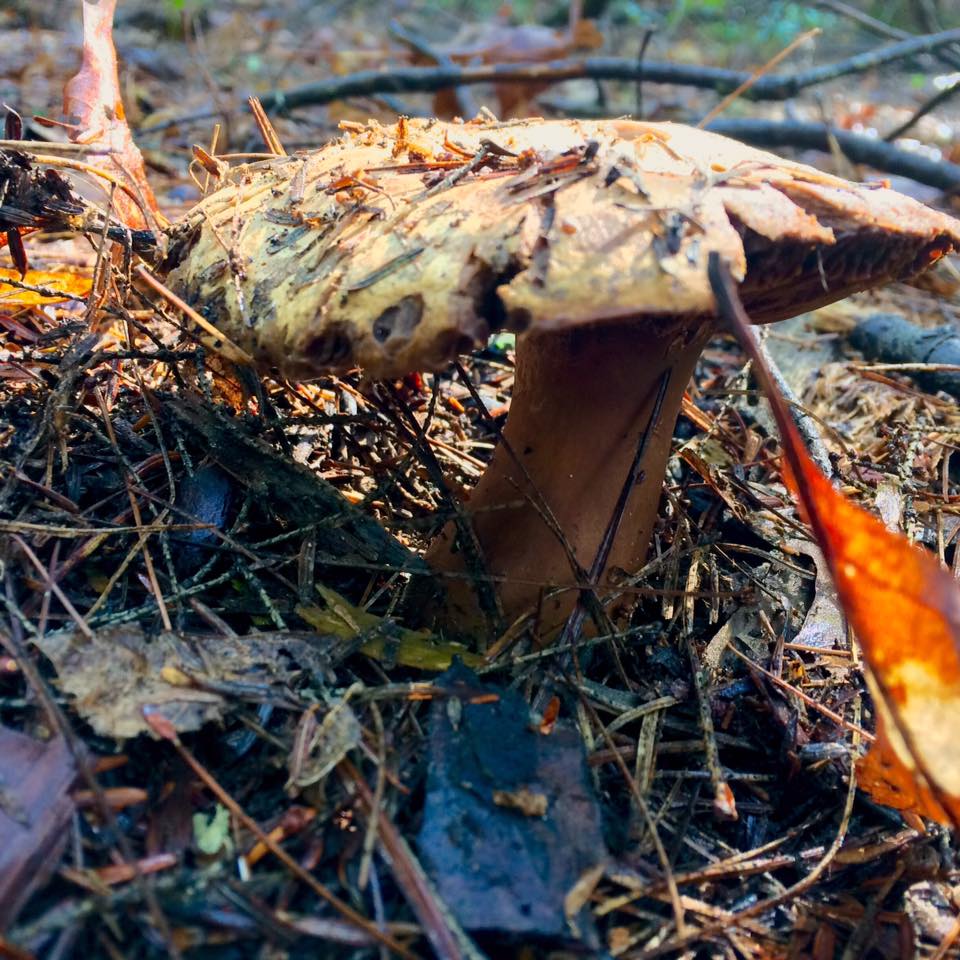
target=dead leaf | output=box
[779,433,960,825]
[0,266,91,305]
[286,684,363,794]
[418,661,605,947]
[0,727,77,928]
[711,254,960,827]
[785,539,846,651]
[429,16,604,116]
[34,626,328,739]
[297,583,483,671]
[61,0,159,228]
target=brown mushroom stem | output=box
[427,317,712,638]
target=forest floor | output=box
[3,1,960,957]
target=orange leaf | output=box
[855,698,949,825]
[782,453,960,825]
[709,254,960,828]
[0,267,91,305]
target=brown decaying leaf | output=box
[0,727,77,929]
[286,689,362,794]
[427,15,604,116]
[34,626,328,740]
[710,254,960,827]
[417,661,605,946]
[61,0,159,228]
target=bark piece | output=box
[417,661,605,946]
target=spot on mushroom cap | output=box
[165,117,960,379]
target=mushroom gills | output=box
[737,223,953,322]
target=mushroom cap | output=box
[166,117,960,379]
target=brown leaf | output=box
[0,727,77,928]
[35,626,328,740]
[432,17,604,116]
[286,689,362,794]
[417,661,605,946]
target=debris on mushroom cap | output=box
[165,117,960,380]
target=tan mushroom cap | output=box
[167,117,960,380]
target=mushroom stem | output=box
[427,318,712,637]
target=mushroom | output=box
[165,117,960,636]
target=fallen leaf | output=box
[193,804,231,856]
[0,266,91,305]
[785,539,846,651]
[430,16,604,116]
[286,686,363,794]
[418,661,606,947]
[710,254,960,827]
[35,626,328,739]
[61,0,160,228]
[297,583,483,671]
[0,727,77,928]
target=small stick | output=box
[884,76,960,142]
[341,758,481,960]
[572,684,688,938]
[0,139,107,152]
[682,564,737,820]
[247,96,286,156]
[12,535,94,639]
[202,122,221,195]
[94,387,173,632]
[727,628,873,741]
[749,326,833,478]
